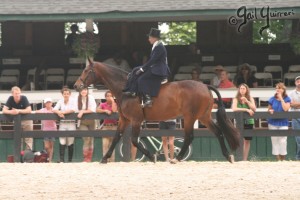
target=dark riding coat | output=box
[124,41,170,97]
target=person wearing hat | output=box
[35,97,57,162]
[123,28,171,107]
[289,76,300,161]
[210,65,225,87]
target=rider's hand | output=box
[135,68,144,76]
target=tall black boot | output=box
[144,94,153,107]
[59,144,66,163]
[68,144,74,162]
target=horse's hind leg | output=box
[131,122,156,162]
[177,118,194,161]
[101,118,129,164]
[202,118,233,163]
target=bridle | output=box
[79,62,97,88]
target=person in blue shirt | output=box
[267,82,291,161]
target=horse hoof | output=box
[150,154,157,163]
[228,155,235,163]
[100,159,108,164]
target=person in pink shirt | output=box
[36,98,57,162]
[96,90,118,162]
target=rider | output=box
[123,28,170,107]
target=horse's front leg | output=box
[131,122,156,163]
[101,119,129,164]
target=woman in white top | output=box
[77,87,97,162]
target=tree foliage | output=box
[159,22,196,45]
[253,19,292,44]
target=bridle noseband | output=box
[79,63,97,88]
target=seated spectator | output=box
[191,68,202,82]
[210,65,225,87]
[103,52,131,72]
[234,63,258,88]
[215,70,235,108]
[129,50,148,68]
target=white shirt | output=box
[289,89,300,111]
[53,97,77,112]
[152,40,160,51]
[103,58,131,72]
[76,94,96,112]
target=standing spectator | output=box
[216,70,235,108]
[289,76,300,161]
[2,86,33,150]
[97,90,118,162]
[159,119,176,162]
[210,65,225,87]
[76,87,97,162]
[35,98,56,162]
[267,82,291,161]
[53,86,77,163]
[231,84,256,161]
[234,63,258,88]
[66,24,79,54]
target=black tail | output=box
[207,85,240,151]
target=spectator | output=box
[267,82,291,161]
[231,84,256,161]
[216,70,235,108]
[35,98,56,162]
[103,52,131,72]
[129,50,148,68]
[210,65,225,87]
[234,63,258,88]
[97,90,118,162]
[288,76,300,161]
[191,68,202,82]
[53,86,77,163]
[2,86,33,150]
[77,87,97,162]
[159,119,176,162]
[66,24,79,51]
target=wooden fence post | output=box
[13,115,22,162]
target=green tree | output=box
[159,22,196,45]
[253,19,292,44]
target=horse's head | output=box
[74,57,96,91]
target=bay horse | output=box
[74,59,240,163]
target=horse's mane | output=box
[98,62,129,83]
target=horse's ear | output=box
[88,57,93,66]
